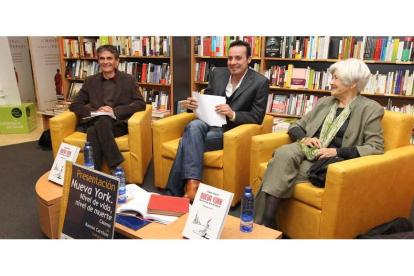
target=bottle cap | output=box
[85,142,90,146]
[116,166,122,171]
[245,186,252,192]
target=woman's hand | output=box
[185,97,198,111]
[301,137,322,149]
[317,148,337,159]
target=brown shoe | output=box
[183,179,200,200]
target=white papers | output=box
[83,111,116,120]
[192,92,226,127]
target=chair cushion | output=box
[259,162,324,209]
[162,138,223,168]
[63,131,130,151]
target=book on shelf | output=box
[152,109,171,118]
[48,142,80,185]
[117,184,178,225]
[272,117,298,132]
[182,183,234,240]
[265,36,283,58]
[271,95,287,114]
[147,194,190,217]
[176,100,188,114]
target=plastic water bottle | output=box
[83,142,94,170]
[114,167,126,204]
[240,186,255,233]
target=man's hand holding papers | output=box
[188,92,229,127]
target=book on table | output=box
[48,142,80,185]
[182,183,234,240]
[147,194,190,217]
[117,184,178,225]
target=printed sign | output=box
[58,162,119,239]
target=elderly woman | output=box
[254,58,385,229]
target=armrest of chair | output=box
[321,145,414,238]
[128,105,153,172]
[223,123,265,202]
[49,110,78,157]
[250,132,291,187]
[261,115,274,134]
[152,112,196,187]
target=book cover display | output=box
[58,162,119,239]
[182,184,233,240]
[48,143,80,185]
[265,36,282,58]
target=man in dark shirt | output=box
[69,45,145,173]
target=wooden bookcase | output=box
[190,36,414,122]
[58,36,174,114]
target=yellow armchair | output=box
[250,111,414,239]
[49,104,153,184]
[153,114,273,206]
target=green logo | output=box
[26,107,31,117]
[11,108,22,118]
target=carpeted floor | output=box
[0,141,243,239]
[1,141,413,239]
[0,141,54,238]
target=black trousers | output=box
[86,116,127,170]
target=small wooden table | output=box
[36,171,282,239]
[127,213,282,239]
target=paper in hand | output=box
[192,92,227,127]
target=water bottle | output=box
[114,167,126,204]
[240,186,255,233]
[83,142,94,170]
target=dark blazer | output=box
[69,69,146,122]
[204,67,269,132]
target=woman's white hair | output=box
[329,58,371,92]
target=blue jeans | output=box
[164,119,224,196]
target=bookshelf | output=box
[189,36,414,122]
[58,36,174,116]
[261,36,414,119]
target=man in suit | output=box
[69,44,146,173]
[164,40,269,200]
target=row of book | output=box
[194,63,260,83]
[272,117,298,133]
[266,93,323,116]
[265,36,331,59]
[334,36,414,62]
[364,69,414,95]
[265,64,332,90]
[117,62,171,84]
[195,62,216,82]
[64,60,100,79]
[264,36,414,62]
[108,36,171,57]
[362,37,413,62]
[386,99,414,116]
[67,82,83,100]
[194,36,261,57]
[60,36,171,58]
[61,37,100,58]
[142,88,170,111]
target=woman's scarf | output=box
[298,97,356,161]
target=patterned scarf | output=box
[298,97,356,161]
